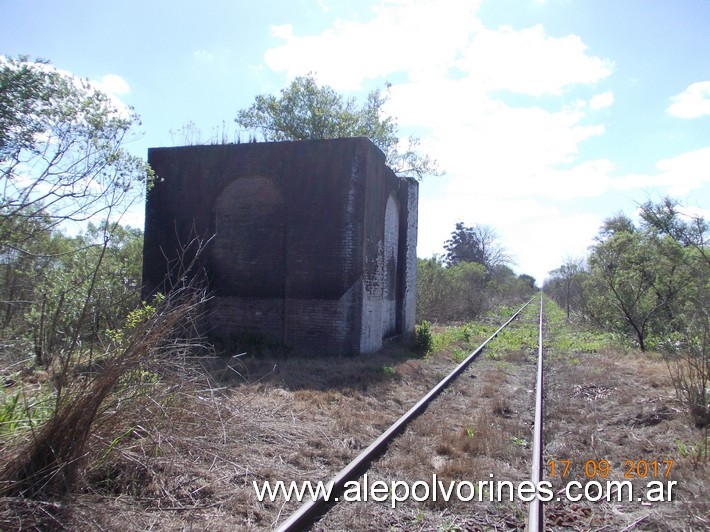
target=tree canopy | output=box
[235,73,440,180]
[443,222,510,272]
[1,56,150,246]
[0,56,150,366]
[545,198,709,427]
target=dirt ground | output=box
[1,300,707,531]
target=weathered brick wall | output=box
[143,138,417,355]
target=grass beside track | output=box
[0,298,707,530]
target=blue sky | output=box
[2,0,709,282]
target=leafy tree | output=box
[546,199,708,430]
[640,198,709,429]
[581,212,695,352]
[595,213,636,241]
[235,73,440,180]
[0,56,149,366]
[1,56,150,246]
[586,228,688,351]
[545,258,587,320]
[443,222,510,272]
[25,222,144,366]
[640,197,709,266]
[416,255,534,323]
[517,274,537,291]
[416,257,486,322]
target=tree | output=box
[640,198,709,429]
[416,257,487,322]
[1,56,150,246]
[0,56,150,366]
[584,216,692,352]
[517,274,537,292]
[443,222,510,272]
[596,213,636,242]
[545,258,587,320]
[235,73,440,180]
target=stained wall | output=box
[142,137,418,354]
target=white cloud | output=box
[590,91,614,110]
[258,0,710,279]
[614,147,710,196]
[418,101,607,202]
[456,24,613,96]
[95,74,130,96]
[667,81,710,118]
[262,0,614,196]
[265,0,482,90]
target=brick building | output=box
[142,137,418,355]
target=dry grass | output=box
[0,285,207,500]
[0,301,707,530]
[543,348,709,531]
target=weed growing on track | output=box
[542,298,622,358]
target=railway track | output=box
[277,295,547,531]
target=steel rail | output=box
[527,293,545,531]
[276,298,534,532]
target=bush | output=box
[414,320,434,356]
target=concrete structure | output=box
[142,137,418,355]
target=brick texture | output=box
[143,138,418,355]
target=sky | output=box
[2,0,709,283]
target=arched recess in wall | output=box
[211,176,286,297]
[382,192,400,337]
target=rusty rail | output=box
[276,298,534,532]
[527,293,545,531]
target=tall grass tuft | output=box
[0,283,207,498]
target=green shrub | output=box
[414,320,434,355]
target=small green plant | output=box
[451,348,468,363]
[676,437,709,467]
[0,388,54,435]
[510,436,529,448]
[0,392,24,434]
[382,365,396,378]
[415,508,425,524]
[107,294,164,346]
[97,426,138,465]
[465,426,475,438]
[414,320,434,355]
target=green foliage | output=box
[417,254,536,325]
[1,57,149,240]
[483,303,539,359]
[451,347,468,363]
[542,298,618,360]
[443,222,509,271]
[584,218,693,352]
[382,365,396,378]
[544,258,587,320]
[0,56,149,368]
[0,387,54,435]
[20,222,145,366]
[546,197,709,430]
[235,73,440,180]
[107,293,163,347]
[413,320,434,356]
[416,257,487,322]
[510,436,528,448]
[417,223,535,325]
